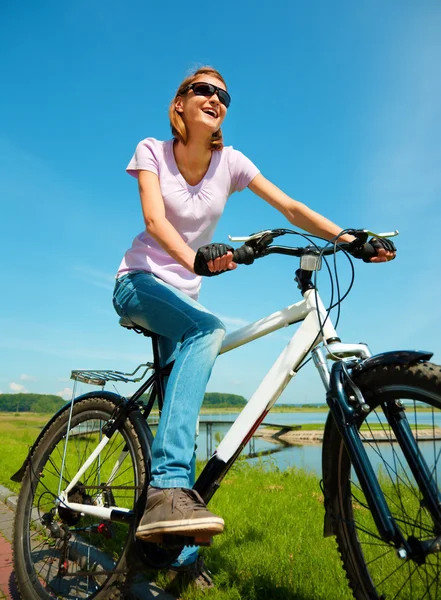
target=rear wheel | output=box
[13,395,147,600]
[324,362,441,600]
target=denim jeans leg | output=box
[157,337,200,567]
[113,272,226,489]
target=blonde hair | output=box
[169,67,227,151]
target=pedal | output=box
[192,535,213,546]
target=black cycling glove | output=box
[194,243,235,277]
[350,237,397,263]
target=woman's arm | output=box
[138,170,196,272]
[248,174,395,263]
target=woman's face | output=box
[175,74,228,137]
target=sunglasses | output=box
[184,82,231,109]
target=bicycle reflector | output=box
[300,253,322,271]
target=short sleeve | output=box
[228,148,260,193]
[126,138,160,179]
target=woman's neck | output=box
[173,137,213,186]
[174,137,211,170]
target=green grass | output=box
[1,413,355,599]
[2,412,437,599]
[152,461,354,600]
[0,412,48,494]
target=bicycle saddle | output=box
[118,316,155,338]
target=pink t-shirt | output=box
[117,138,260,299]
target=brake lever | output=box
[346,229,369,245]
[229,228,287,247]
[365,229,399,239]
[229,230,273,244]
[346,229,399,243]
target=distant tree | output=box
[139,391,247,409]
[202,393,247,407]
[0,394,65,413]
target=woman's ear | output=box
[175,97,184,114]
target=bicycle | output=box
[11,228,441,600]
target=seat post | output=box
[150,334,165,414]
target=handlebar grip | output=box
[232,244,255,265]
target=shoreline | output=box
[257,427,441,445]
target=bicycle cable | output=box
[269,228,357,372]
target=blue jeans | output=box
[113,271,226,565]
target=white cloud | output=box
[73,266,115,291]
[9,382,28,393]
[57,388,73,401]
[20,374,37,381]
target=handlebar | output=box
[230,228,398,266]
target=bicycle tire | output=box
[13,394,148,600]
[323,361,441,600]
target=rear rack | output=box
[70,363,154,386]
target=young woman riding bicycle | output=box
[112,65,395,586]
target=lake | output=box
[166,410,441,477]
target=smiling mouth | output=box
[202,108,218,118]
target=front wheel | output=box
[13,394,148,600]
[323,361,441,600]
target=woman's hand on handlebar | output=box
[368,238,396,263]
[194,243,237,276]
[349,236,397,263]
[208,251,237,273]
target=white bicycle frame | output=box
[58,285,372,521]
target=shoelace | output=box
[171,488,207,513]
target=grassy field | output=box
[0,412,48,494]
[156,462,355,600]
[0,412,355,599]
[1,411,436,599]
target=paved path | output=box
[0,502,18,599]
[0,485,174,600]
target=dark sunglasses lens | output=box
[218,90,231,108]
[193,83,230,108]
[193,83,214,97]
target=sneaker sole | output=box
[135,517,224,541]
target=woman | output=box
[113,66,395,586]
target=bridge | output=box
[147,417,300,459]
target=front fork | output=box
[327,360,441,560]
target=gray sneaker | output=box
[135,487,224,542]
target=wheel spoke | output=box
[331,362,441,600]
[14,398,145,600]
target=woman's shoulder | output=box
[135,137,168,151]
[221,145,254,168]
[133,138,173,163]
[127,138,172,177]
[220,145,260,190]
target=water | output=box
[184,410,441,476]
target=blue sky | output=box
[1,1,440,404]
